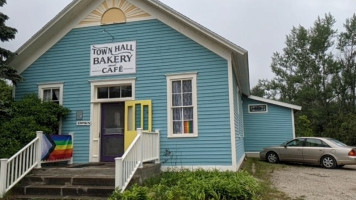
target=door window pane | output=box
[287,139,305,147]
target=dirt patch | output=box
[270,164,356,200]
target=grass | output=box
[241,157,305,200]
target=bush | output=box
[0,94,70,158]
[109,170,262,200]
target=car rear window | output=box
[326,138,347,147]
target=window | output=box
[38,83,63,105]
[167,73,198,138]
[305,138,330,147]
[90,79,136,103]
[248,104,268,113]
[286,138,305,147]
[97,85,132,99]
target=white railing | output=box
[0,131,74,198]
[0,131,43,198]
[115,128,160,192]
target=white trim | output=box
[161,165,236,172]
[89,78,136,162]
[166,73,198,138]
[38,83,64,105]
[248,95,302,110]
[90,78,136,103]
[248,104,268,114]
[228,56,237,170]
[292,110,296,139]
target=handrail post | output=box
[0,159,8,198]
[115,157,123,190]
[68,132,74,165]
[155,129,160,164]
[35,131,43,169]
[137,128,143,168]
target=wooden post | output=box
[35,131,43,169]
[68,132,74,165]
[137,128,143,168]
[0,159,8,198]
[115,157,123,190]
[155,129,160,164]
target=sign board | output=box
[90,41,136,76]
[77,121,92,126]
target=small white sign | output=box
[90,41,136,76]
[77,121,92,126]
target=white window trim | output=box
[38,82,64,134]
[38,82,64,105]
[166,73,198,138]
[248,104,268,113]
[89,78,136,103]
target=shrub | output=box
[109,169,262,200]
[0,94,70,158]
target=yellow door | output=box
[124,100,152,150]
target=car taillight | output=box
[348,149,356,156]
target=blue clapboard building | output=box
[11,0,301,170]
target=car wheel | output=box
[321,155,337,169]
[266,152,279,163]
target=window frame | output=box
[167,73,198,138]
[90,78,136,103]
[248,104,268,113]
[38,83,64,105]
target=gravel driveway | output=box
[270,164,356,200]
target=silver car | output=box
[260,137,356,168]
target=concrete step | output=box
[11,194,108,200]
[21,175,115,186]
[13,184,114,197]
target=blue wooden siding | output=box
[15,19,232,166]
[233,75,245,163]
[243,97,294,152]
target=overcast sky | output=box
[1,0,355,87]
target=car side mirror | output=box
[284,144,287,148]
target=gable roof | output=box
[9,0,250,94]
[248,95,302,111]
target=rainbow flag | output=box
[42,134,73,161]
[184,121,193,134]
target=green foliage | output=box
[254,13,356,145]
[0,94,70,158]
[295,115,313,137]
[0,79,13,123]
[0,0,22,85]
[109,170,262,200]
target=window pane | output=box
[52,89,60,101]
[183,93,192,106]
[173,121,182,134]
[43,90,51,102]
[172,94,181,106]
[173,108,182,120]
[98,87,108,99]
[249,105,267,112]
[183,80,192,92]
[172,81,181,93]
[184,121,193,134]
[183,107,193,120]
[109,86,121,98]
[121,85,132,98]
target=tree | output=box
[254,13,356,145]
[0,0,22,85]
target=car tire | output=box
[321,155,337,169]
[266,152,279,163]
